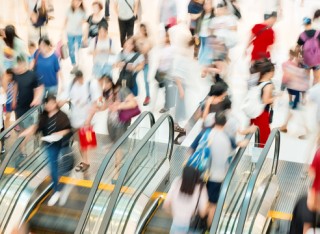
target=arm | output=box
[117,94,138,110]
[262,84,274,105]
[19,124,38,138]
[12,82,18,110]
[202,97,212,120]
[190,13,202,21]
[134,0,139,17]
[30,84,44,107]
[113,0,118,16]
[175,78,184,99]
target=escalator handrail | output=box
[0,137,25,179]
[75,111,155,234]
[0,106,41,141]
[210,128,260,233]
[97,114,174,234]
[236,129,280,233]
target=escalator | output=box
[0,111,155,234]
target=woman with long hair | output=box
[64,0,86,74]
[313,9,320,30]
[135,23,152,106]
[164,166,208,233]
[250,60,275,147]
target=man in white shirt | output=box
[114,0,140,47]
[207,111,232,225]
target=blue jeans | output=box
[67,35,82,65]
[198,36,208,65]
[93,63,113,79]
[287,88,300,109]
[143,64,150,97]
[130,73,139,96]
[46,142,62,192]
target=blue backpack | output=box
[187,128,212,173]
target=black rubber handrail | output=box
[75,111,155,234]
[0,137,25,180]
[210,128,260,233]
[236,129,280,233]
[97,114,174,234]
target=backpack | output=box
[301,30,320,67]
[68,81,92,109]
[186,128,212,174]
[242,81,271,119]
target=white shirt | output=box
[309,83,320,123]
[66,8,86,36]
[158,45,174,73]
[89,37,116,65]
[209,128,232,182]
[199,14,212,37]
[115,0,135,20]
[61,80,102,128]
[164,178,208,227]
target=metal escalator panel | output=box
[76,112,155,234]
[210,130,260,234]
[97,114,174,234]
[236,129,280,234]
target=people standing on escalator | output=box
[20,94,72,206]
[206,112,232,225]
[135,24,152,106]
[164,166,208,234]
[58,70,102,172]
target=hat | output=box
[303,17,312,25]
[204,113,216,128]
[44,93,57,103]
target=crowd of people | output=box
[1,0,320,233]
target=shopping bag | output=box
[78,126,97,150]
[271,91,290,129]
[118,106,141,123]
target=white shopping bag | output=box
[271,91,290,129]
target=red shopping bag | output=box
[78,126,97,150]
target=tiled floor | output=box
[0,0,320,165]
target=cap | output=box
[303,17,312,25]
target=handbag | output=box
[78,126,97,150]
[155,71,166,88]
[118,105,141,123]
[117,53,140,89]
[189,183,208,233]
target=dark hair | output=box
[99,21,108,31]
[125,36,139,52]
[4,25,18,49]
[264,11,277,20]
[258,59,275,80]
[16,54,26,64]
[222,97,232,110]
[5,68,14,76]
[92,1,103,10]
[44,93,57,103]
[215,111,227,126]
[39,36,51,46]
[140,24,148,37]
[314,10,320,20]
[71,0,85,12]
[28,41,36,48]
[180,166,200,195]
[209,82,228,97]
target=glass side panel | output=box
[105,118,170,233]
[82,116,154,233]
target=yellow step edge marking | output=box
[268,211,292,220]
[4,167,15,174]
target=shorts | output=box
[207,181,222,203]
[302,64,320,70]
[6,102,12,113]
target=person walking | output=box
[114,0,139,47]
[64,0,86,74]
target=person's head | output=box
[264,11,277,26]
[99,74,114,91]
[73,70,84,84]
[259,59,275,81]
[92,1,103,14]
[15,54,27,72]
[180,166,200,196]
[139,24,148,37]
[98,22,108,38]
[4,25,18,48]
[5,68,14,82]
[209,82,228,100]
[123,37,138,52]
[71,0,84,11]
[216,2,228,16]
[314,10,320,20]
[38,36,52,54]
[215,111,227,127]
[28,41,37,54]
[44,94,59,113]
[303,17,312,29]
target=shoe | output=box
[143,96,150,106]
[75,162,90,172]
[1,148,5,154]
[58,191,69,206]
[70,66,78,74]
[174,125,186,134]
[48,192,61,206]
[159,108,169,113]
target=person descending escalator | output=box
[19,94,73,206]
[164,166,209,234]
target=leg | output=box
[105,0,110,18]
[292,90,300,109]
[126,17,135,39]
[118,18,127,47]
[207,203,217,226]
[143,64,150,105]
[313,68,320,85]
[74,35,83,65]
[67,35,76,66]
[46,143,61,192]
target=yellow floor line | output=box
[268,210,292,220]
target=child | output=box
[282,49,309,109]
[4,69,14,138]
